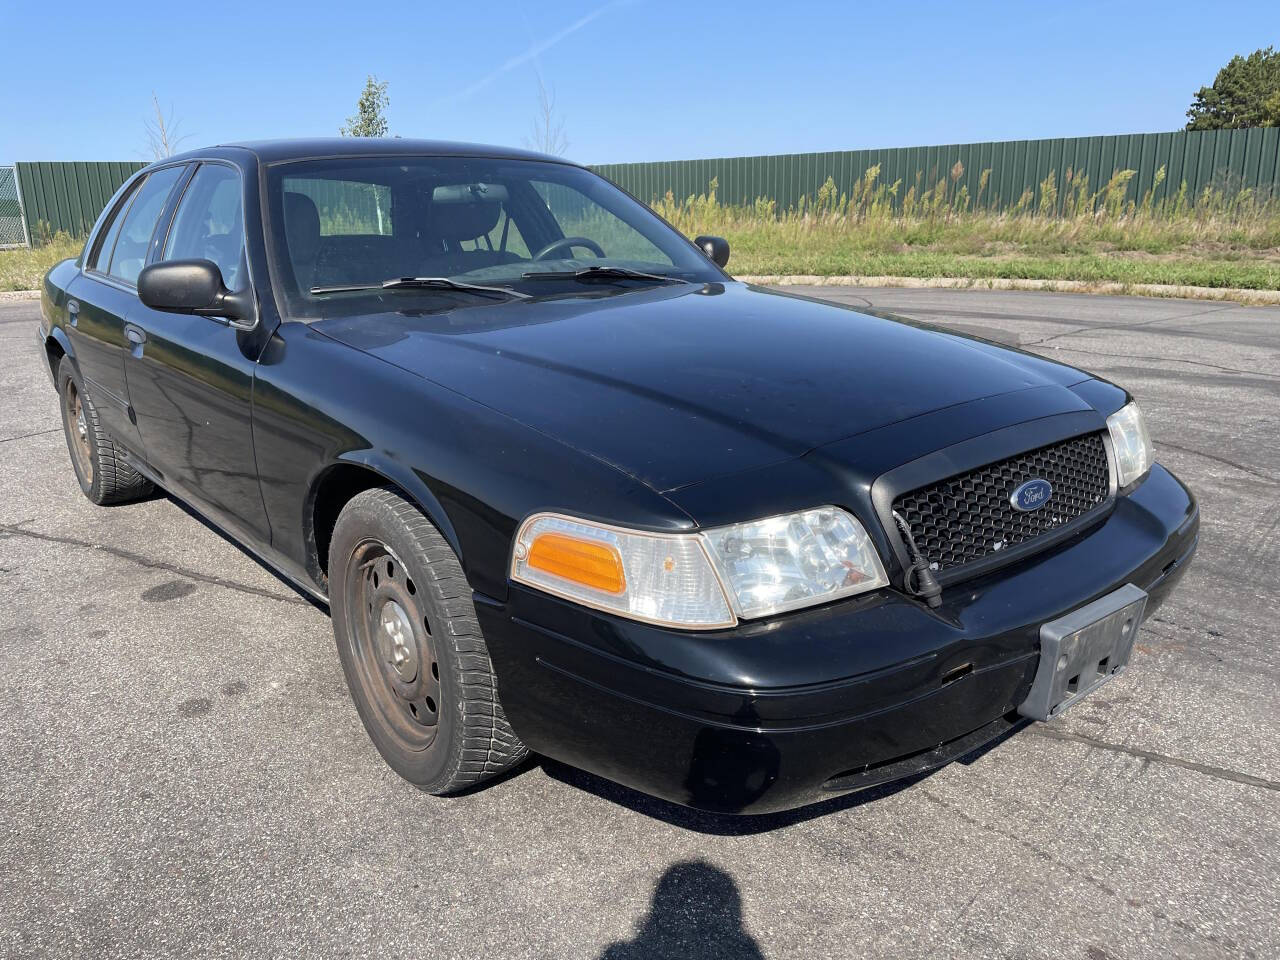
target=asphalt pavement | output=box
[1,287,1277,959]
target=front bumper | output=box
[477,464,1198,815]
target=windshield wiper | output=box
[520,266,689,285]
[310,277,529,299]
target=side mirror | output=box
[694,235,730,268]
[137,259,255,330]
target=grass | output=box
[652,167,1280,291]
[722,248,1280,290]
[1,234,81,291]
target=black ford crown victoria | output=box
[37,139,1198,814]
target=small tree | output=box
[1265,89,1280,126]
[144,92,191,159]
[341,75,390,138]
[525,76,568,156]
[1186,47,1280,130]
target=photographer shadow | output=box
[599,861,764,960]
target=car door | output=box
[123,160,271,543]
[65,165,186,452]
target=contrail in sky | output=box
[434,1,633,105]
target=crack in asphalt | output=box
[916,791,1125,921]
[0,428,60,445]
[0,521,312,607]
[841,293,875,309]
[1020,303,1239,347]
[919,787,1260,957]
[1039,343,1280,381]
[1025,726,1280,792]
[860,305,1086,326]
[1155,439,1278,484]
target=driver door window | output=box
[163,164,246,290]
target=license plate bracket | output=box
[1017,583,1148,721]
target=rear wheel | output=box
[329,487,528,793]
[57,356,154,505]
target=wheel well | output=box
[45,337,66,382]
[310,464,399,580]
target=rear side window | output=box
[164,164,246,291]
[284,177,392,236]
[106,166,184,285]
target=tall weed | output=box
[650,162,1280,262]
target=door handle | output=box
[125,324,147,346]
[67,299,79,326]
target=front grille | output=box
[892,432,1111,575]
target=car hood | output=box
[313,282,1093,493]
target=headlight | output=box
[511,514,736,629]
[1106,401,1153,488]
[511,507,888,629]
[701,507,888,619]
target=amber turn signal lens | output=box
[526,533,627,594]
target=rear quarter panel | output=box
[39,258,82,373]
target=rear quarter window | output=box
[88,180,142,273]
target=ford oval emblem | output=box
[1010,478,1053,512]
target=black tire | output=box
[57,355,154,506]
[329,487,528,793]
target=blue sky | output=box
[1,1,1274,165]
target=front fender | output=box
[308,452,464,570]
[253,321,694,604]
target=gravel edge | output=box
[734,274,1280,304]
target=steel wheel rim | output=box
[64,380,93,484]
[344,538,441,751]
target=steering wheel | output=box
[532,236,606,261]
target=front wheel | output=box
[329,487,528,793]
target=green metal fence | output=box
[15,161,145,244]
[10,128,1280,246]
[592,128,1280,214]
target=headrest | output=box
[283,191,321,260]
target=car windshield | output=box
[265,156,725,318]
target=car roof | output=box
[159,138,579,167]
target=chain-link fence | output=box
[0,166,29,248]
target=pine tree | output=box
[1186,48,1280,130]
